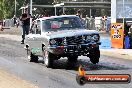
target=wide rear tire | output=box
[27,52,38,62]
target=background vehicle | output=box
[25,15,101,68]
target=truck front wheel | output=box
[43,50,54,68]
[89,50,100,64]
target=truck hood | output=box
[46,29,99,39]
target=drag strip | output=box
[0,37,131,88]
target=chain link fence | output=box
[3,17,111,32]
[84,17,96,30]
[0,19,14,28]
[84,17,111,32]
[4,19,14,27]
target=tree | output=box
[0,0,4,19]
[0,0,15,19]
[0,0,54,19]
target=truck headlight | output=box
[86,35,91,41]
[63,38,67,45]
[50,39,57,45]
[92,35,99,41]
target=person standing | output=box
[3,18,6,27]
[16,18,20,28]
[128,25,132,49]
[12,15,17,26]
[20,13,30,44]
[76,10,82,19]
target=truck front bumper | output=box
[48,42,101,55]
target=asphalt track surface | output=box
[0,36,132,88]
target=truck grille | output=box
[66,36,84,45]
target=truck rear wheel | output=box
[26,46,38,62]
[27,52,38,62]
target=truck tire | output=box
[27,52,38,62]
[26,46,38,62]
[89,50,100,64]
[43,50,54,68]
[42,45,53,68]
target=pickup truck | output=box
[25,15,101,68]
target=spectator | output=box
[16,18,20,28]
[12,15,17,26]
[3,18,6,27]
[20,13,31,44]
[128,25,132,49]
[76,10,82,19]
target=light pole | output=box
[55,7,57,16]
[15,0,16,16]
[30,0,32,16]
[123,0,125,27]
[30,0,32,29]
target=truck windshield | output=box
[42,17,84,32]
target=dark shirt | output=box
[124,23,130,36]
[13,17,17,24]
[20,13,30,26]
[22,18,30,26]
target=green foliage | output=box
[0,0,110,19]
[0,0,15,19]
[0,0,54,19]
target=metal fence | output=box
[84,17,111,32]
[84,17,96,30]
[4,19,14,27]
[3,17,111,32]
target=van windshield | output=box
[42,16,84,32]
